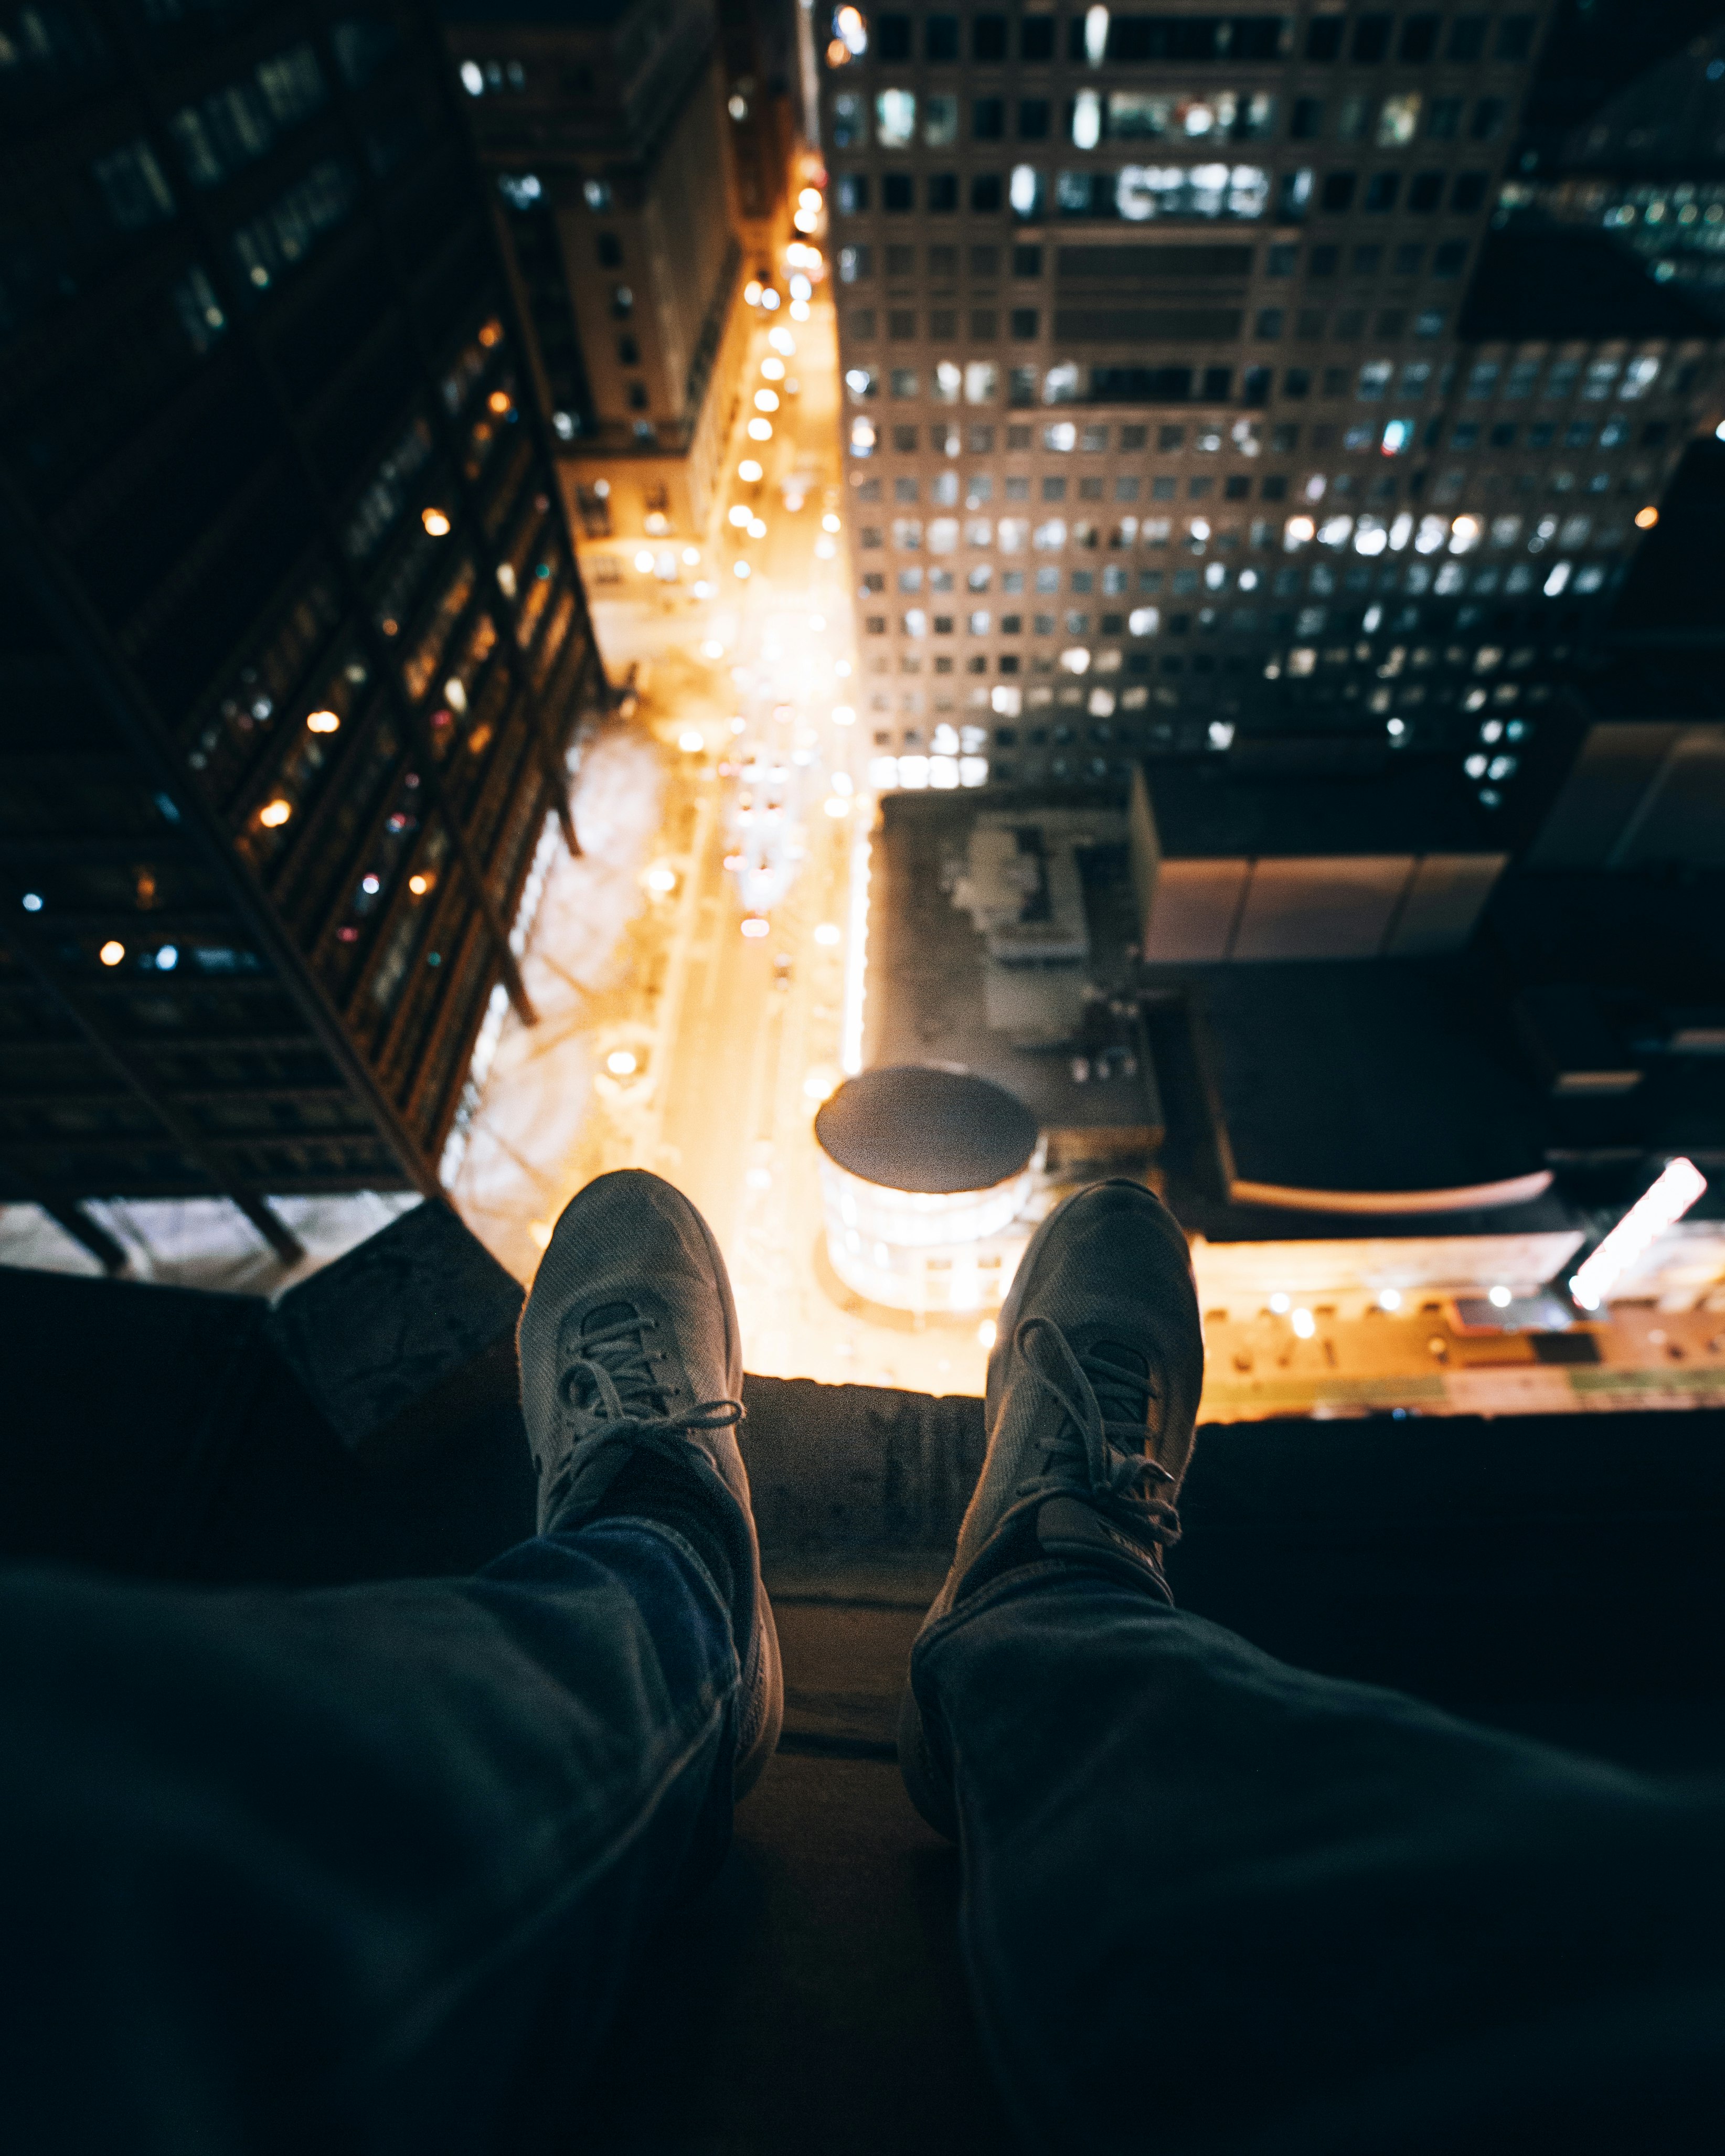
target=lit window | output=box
[876,89,915,147]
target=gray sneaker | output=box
[899,1178,1204,1837]
[517,1168,782,1799]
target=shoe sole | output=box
[898,1179,1193,1841]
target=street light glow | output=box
[678,729,705,753]
[748,418,773,440]
[822,513,841,532]
[634,549,655,571]
[738,458,763,482]
[832,704,855,725]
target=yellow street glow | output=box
[738,458,763,481]
[421,508,451,536]
[728,505,751,527]
[99,939,124,966]
[259,797,292,827]
[814,922,842,946]
[634,548,655,571]
[747,418,773,441]
[306,709,340,733]
[832,704,855,725]
[678,729,705,752]
[754,388,780,412]
[760,356,785,381]
[822,513,841,532]
[748,518,768,539]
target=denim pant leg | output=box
[912,1562,1725,2156]
[0,1520,736,2156]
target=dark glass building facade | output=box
[821,4,1723,827]
[0,0,604,1263]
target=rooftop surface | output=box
[1183,957,1553,1199]
[816,1067,1039,1194]
[868,793,1163,1145]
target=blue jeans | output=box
[1,1523,736,2155]
[6,1528,1723,2152]
[911,1561,1725,2153]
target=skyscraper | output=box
[821,4,1722,818]
[0,0,602,1266]
[446,0,775,551]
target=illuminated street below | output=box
[446,287,998,1397]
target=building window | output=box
[1409,172,1443,212]
[883,174,914,213]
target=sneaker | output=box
[517,1169,782,1798]
[898,1178,1203,1837]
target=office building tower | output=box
[448,0,764,548]
[718,0,803,257]
[821,3,1722,819]
[0,0,602,1266]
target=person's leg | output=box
[900,1182,1725,2153]
[3,1168,782,2155]
[917,1566,1725,2155]
[1,1518,734,2156]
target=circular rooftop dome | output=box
[815,1065,1038,1195]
